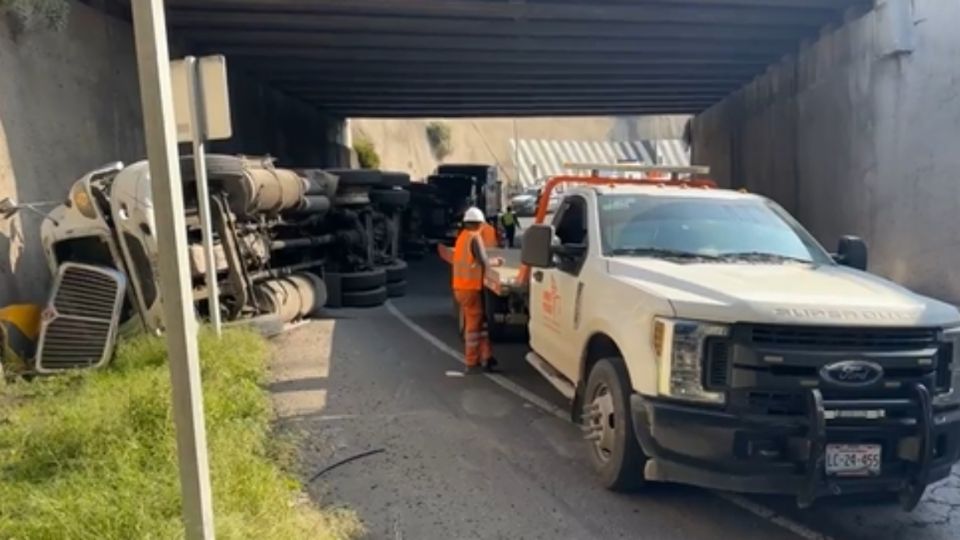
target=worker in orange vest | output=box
[479,218,499,248]
[453,207,503,374]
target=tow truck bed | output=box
[437,244,525,296]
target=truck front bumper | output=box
[630,388,960,508]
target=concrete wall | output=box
[0,1,343,306]
[692,0,960,303]
[0,1,145,305]
[354,115,690,183]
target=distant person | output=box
[452,207,503,374]
[500,206,520,247]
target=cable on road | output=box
[308,448,386,483]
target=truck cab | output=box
[521,180,960,508]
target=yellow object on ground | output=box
[0,304,41,373]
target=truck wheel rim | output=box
[587,383,616,463]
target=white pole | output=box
[130,2,216,539]
[513,118,520,189]
[185,56,222,337]
[342,117,353,149]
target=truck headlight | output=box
[934,326,960,407]
[69,181,97,219]
[654,318,728,405]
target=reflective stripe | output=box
[452,231,483,291]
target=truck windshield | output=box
[598,194,832,264]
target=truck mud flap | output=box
[797,384,935,510]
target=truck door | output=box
[529,195,589,381]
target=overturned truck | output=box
[31,155,411,373]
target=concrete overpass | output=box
[165,0,872,117]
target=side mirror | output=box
[521,224,555,268]
[834,235,868,271]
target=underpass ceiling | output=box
[163,0,872,117]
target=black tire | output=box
[386,280,407,298]
[381,171,411,188]
[342,286,388,308]
[369,189,411,209]
[329,168,382,187]
[328,268,387,292]
[383,260,408,283]
[583,358,647,491]
[325,273,342,308]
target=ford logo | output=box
[820,360,884,387]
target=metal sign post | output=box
[171,55,232,337]
[184,56,221,336]
[130,1,216,538]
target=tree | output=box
[354,137,381,169]
[426,121,453,161]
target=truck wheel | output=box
[328,268,387,292]
[370,189,411,209]
[386,280,407,298]
[342,286,388,308]
[381,171,411,188]
[325,273,342,308]
[383,260,408,283]
[583,358,647,491]
[328,168,382,187]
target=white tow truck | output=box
[448,164,960,508]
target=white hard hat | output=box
[463,206,485,223]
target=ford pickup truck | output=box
[453,165,960,509]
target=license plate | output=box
[825,444,881,477]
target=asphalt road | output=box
[270,257,959,540]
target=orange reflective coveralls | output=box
[452,230,492,367]
[479,222,499,248]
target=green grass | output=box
[0,328,361,540]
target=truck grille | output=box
[36,263,126,372]
[747,325,938,351]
